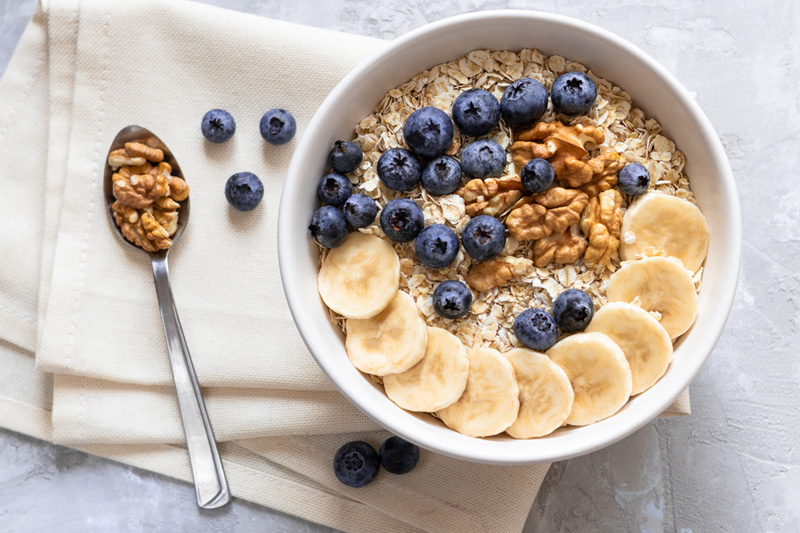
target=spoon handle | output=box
[151,253,231,509]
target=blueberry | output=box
[328,140,363,173]
[377,148,422,191]
[201,109,235,143]
[379,436,420,475]
[403,107,454,158]
[617,163,651,196]
[460,139,506,179]
[379,199,424,242]
[317,172,352,206]
[224,172,264,211]
[553,289,595,332]
[513,308,558,351]
[420,156,462,195]
[551,71,597,115]
[343,194,377,228]
[309,206,348,249]
[520,158,554,194]
[433,280,473,319]
[333,441,379,488]
[452,89,501,137]
[260,108,296,145]
[414,224,459,269]
[461,215,506,261]
[500,78,549,129]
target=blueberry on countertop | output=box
[343,194,377,228]
[433,280,473,319]
[317,172,353,206]
[500,78,548,129]
[260,108,296,145]
[550,71,597,116]
[461,215,506,261]
[403,107,454,159]
[513,308,558,351]
[460,139,506,179]
[377,148,422,191]
[414,224,459,269]
[617,163,651,196]
[452,88,501,137]
[379,198,424,242]
[224,172,263,211]
[379,436,420,475]
[328,140,363,173]
[333,441,380,488]
[201,109,235,143]
[553,289,595,332]
[420,156,462,195]
[520,158,554,194]
[309,206,348,249]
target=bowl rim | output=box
[278,9,742,464]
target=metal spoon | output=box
[104,125,230,509]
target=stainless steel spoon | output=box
[104,125,230,509]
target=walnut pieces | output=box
[506,187,588,242]
[581,189,624,268]
[511,122,604,186]
[532,227,588,268]
[467,255,533,292]
[107,142,189,251]
[578,152,625,197]
[456,176,527,217]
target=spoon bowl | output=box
[104,126,229,509]
[103,125,190,253]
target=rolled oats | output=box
[324,48,696,352]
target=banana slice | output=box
[606,256,698,339]
[585,303,673,395]
[318,232,400,319]
[620,193,709,272]
[546,332,632,426]
[437,347,520,437]
[345,291,427,376]
[383,327,469,412]
[504,348,574,438]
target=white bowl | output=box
[278,11,741,464]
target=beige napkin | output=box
[0,1,690,531]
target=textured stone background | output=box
[1,0,798,531]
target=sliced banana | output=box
[384,327,469,412]
[318,232,400,319]
[585,302,673,395]
[606,256,698,339]
[620,193,709,272]
[546,332,632,426]
[345,291,427,376]
[504,348,574,438]
[437,347,520,437]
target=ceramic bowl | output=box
[278,10,741,464]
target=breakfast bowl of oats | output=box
[278,11,740,464]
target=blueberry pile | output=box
[309,140,376,249]
[333,436,420,488]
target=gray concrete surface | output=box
[1,0,798,531]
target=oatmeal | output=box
[322,48,699,352]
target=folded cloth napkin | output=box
[0,1,691,531]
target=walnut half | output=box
[532,226,588,268]
[467,255,533,292]
[456,176,527,217]
[580,189,623,268]
[506,187,588,242]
